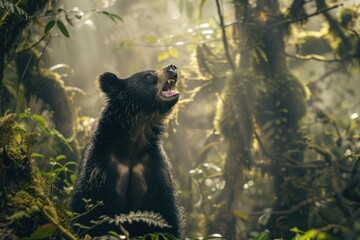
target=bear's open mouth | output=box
[161,78,178,98]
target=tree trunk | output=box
[0,0,50,113]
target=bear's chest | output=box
[111,154,150,210]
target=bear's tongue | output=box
[162,90,177,97]
[162,79,178,97]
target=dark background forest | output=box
[1,0,360,239]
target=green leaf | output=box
[101,11,123,24]
[44,21,55,35]
[70,174,76,183]
[56,20,70,38]
[233,210,249,220]
[117,39,134,50]
[157,52,170,62]
[31,153,45,159]
[299,229,319,240]
[3,78,17,97]
[24,223,57,240]
[168,47,178,58]
[64,161,77,167]
[143,36,158,44]
[253,230,269,240]
[290,227,305,234]
[55,154,66,161]
[50,128,73,151]
[32,114,47,128]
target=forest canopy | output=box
[0,0,360,239]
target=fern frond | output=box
[0,0,30,20]
[99,211,172,229]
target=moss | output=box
[7,190,42,220]
[215,71,256,139]
[255,70,308,156]
[214,71,259,165]
[0,113,64,238]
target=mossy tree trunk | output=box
[0,0,50,113]
[236,0,309,238]
[213,0,310,238]
[0,0,79,192]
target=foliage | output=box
[42,8,123,38]
[99,211,172,229]
[0,0,29,20]
[0,111,75,239]
[1,0,360,239]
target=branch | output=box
[215,0,235,70]
[42,206,77,240]
[307,67,341,88]
[282,51,341,62]
[251,194,333,215]
[309,144,352,218]
[271,3,343,28]
[16,34,49,54]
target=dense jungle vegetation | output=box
[0,0,360,239]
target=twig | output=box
[42,206,78,240]
[226,3,342,30]
[318,224,346,232]
[282,51,341,62]
[117,38,222,50]
[35,34,52,67]
[307,67,341,88]
[118,224,130,240]
[346,28,360,41]
[194,131,220,168]
[16,34,49,54]
[251,194,333,215]
[309,144,352,218]
[215,0,235,70]
[254,129,275,162]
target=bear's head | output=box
[98,64,180,115]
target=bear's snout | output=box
[163,64,178,79]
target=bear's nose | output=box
[165,64,178,78]
[166,64,177,71]
[165,64,177,72]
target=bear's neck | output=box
[94,105,166,148]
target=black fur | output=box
[70,65,182,238]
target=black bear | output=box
[70,65,182,238]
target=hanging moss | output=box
[214,70,258,166]
[211,70,258,238]
[255,70,309,158]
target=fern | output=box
[0,0,30,20]
[99,210,172,229]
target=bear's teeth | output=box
[167,79,175,85]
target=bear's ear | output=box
[97,72,124,95]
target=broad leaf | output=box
[56,20,70,38]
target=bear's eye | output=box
[146,73,153,79]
